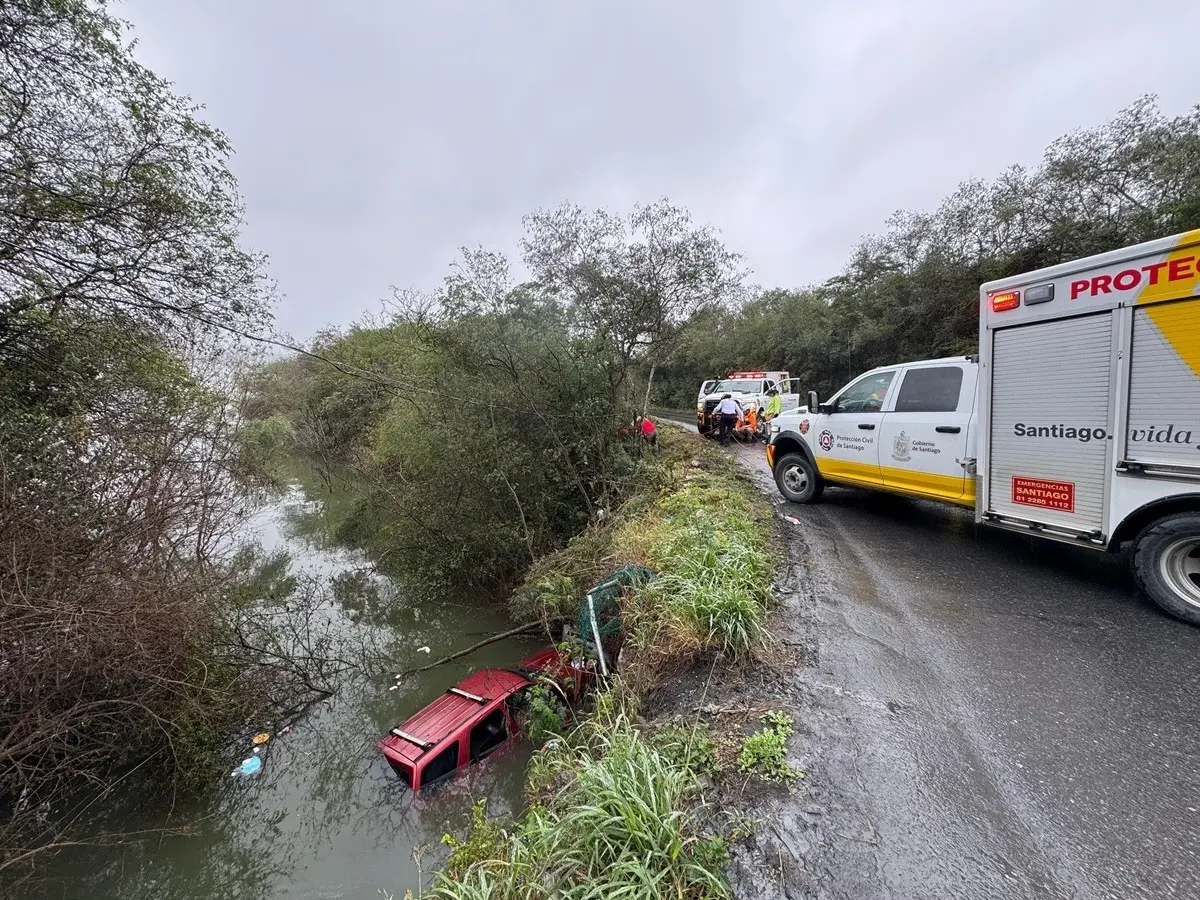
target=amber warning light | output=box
[990,290,1020,312]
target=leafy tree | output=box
[0,0,270,352]
[522,200,745,385]
[0,1,293,875]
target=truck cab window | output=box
[469,709,507,761]
[420,742,459,787]
[893,367,964,413]
[833,371,895,414]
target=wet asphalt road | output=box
[728,441,1200,900]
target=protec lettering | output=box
[1068,255,1196,300]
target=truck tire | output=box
[773,453,823,504]
[1131,512,1200,625]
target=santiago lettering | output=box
[1013,423,1200,450]
[1014,423,1107,442]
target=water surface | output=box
[25,468,539,899]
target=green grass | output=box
[431,698,729,900]
[615,460,774,672]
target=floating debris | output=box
[232,749,263,777]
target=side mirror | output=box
[807,391,819,412]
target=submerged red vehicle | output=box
[378,648,589,791]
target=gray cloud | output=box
[120,0,1200,336]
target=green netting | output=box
[578,564,654,647]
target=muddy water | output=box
[25,468,541,900]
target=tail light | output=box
[990,290,1020,312]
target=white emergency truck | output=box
[766,229,1200,624]
[696,371,799,436]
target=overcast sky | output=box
[120,0,1200,338]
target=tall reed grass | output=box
[430,700,729,900]
[619,472,773,665]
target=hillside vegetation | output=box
[651,98,1200,405]
[243,203,743,598]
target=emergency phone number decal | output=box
[1011,476,1075,513]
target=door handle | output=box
[858,423,875,430]
[935,425,961,434]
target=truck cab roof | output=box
[852,355,976,376]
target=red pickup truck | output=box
[378,648,589,790]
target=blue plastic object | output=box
[234,754,262,777]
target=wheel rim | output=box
[782,464,808,496]
[1158,537,1200,610]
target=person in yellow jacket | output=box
[764,386,783,421]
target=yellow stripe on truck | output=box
[1135,229,1200,377]
[817,457,886,487]
[816,458,976,508]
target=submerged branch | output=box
[394,621,548,677]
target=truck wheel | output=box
[773,453,823,504]
[1132,512,1200,625]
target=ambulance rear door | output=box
[985,312,1116,537]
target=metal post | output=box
[586,591,609,678]
[642,363,656,419]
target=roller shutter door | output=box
[1127,297,1200,469]
[988,313,1113,533]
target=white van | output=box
[766,229,1200,624]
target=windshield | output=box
[712,379,759,394]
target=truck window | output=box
[469,709,507,761]
[420,741,459,787]
[893,366,963,413]
[833,371,895,414]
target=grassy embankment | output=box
[424,426,796,899]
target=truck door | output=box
[878,363,974,504]
[812,369,895,487]
[780,378,802,412]
[986,313,1114,535]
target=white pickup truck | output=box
[696,371,799,436]
[766,229,1200,625]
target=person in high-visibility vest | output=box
[764,386,782,420]
[761,386,783,443]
